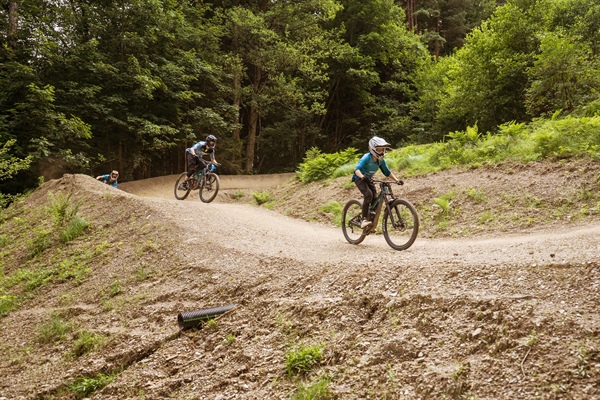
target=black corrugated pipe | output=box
[177,304,237,329]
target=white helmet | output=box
[369,136,391,160]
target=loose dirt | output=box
[0,160,599,399]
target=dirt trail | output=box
[122,175,600,267]
[1,168,599,400]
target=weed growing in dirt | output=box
[479,210,495,224]
[252,190,273,205]
[231,190,245,200]
[38,312,72,343]
[71,331,106,358]
[27,228,52,258]
[0,294,17,316]
[465,187,486,202]
[68,372,115,399]
[320,201,342,226]
[285,344,324,376]
[135,263,150,281]
[224,333,236,345]
[108,280,122,297]
[573,343,596,378]
[291,376,332,400]
[433,190,456,216]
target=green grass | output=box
[320,201,343,226]
[71,331,106,358]
[68,372,115,399]
[252,190,273,205]
[292,376,332,400]
[285,344,324,376]
[38,312,72,343]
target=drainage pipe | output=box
[177,304,237,329]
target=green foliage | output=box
[297,148,358,184]
[0,140,33,182]
[319,201,343,226]
[433,191,456,215]
[46,191,90,244]
[0,294,17,316]
[59,215,90,243]
[38,312,72,343]
[68,373,115,399]
[71,331,106,358]
[47,192,80,227]
[292,376,332,400]
[285,344,324,376]
[252,191,273,205]
[27,228,52,258]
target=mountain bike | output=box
[342,179,419,251]
[174,163,220,203]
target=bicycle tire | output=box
[342,199,367,245]
[174,172,191,200]
[382,199,419,251]
[199,172,220,203]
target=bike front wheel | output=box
[199,173,220,203]
[174,172,191,200]
[342,200,367,245]
[382,199,419,251]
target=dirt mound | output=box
[1,165,599,399]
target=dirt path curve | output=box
[121,174,600,267]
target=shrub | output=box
[71,331,106,358]
[69,373,114,399]
[297,147,358,183]
[285,344,324,375]
[252,191,272,205]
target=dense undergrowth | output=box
[297,114,600,183]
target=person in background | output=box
[181,135,220,189]
[352,136,403,229]
[96,170,119,188]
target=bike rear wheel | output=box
[342,199,367,245]
[174,172,191,200]
[199,172,220,203]
[382,199,419,251]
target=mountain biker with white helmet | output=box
[352,136,403,229]
[182,135,220,189]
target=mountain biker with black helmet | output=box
[352,136,403,229]
[96,170,119,188]
[182,135,220,189]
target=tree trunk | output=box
[245,65,262,172]
[8,0,18,47]
[231,57,243,169]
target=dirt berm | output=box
[0,161,599,399]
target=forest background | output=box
[1,0,599,204]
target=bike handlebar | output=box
[370,179,403,185]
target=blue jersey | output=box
[187,141,215,160]
[352,153,391,182]
[99,174,118,187]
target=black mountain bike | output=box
[174,163,220,203]
[342,179,419,251]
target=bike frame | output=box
[189,163,215,190]
[365,180,398,234]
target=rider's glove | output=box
[362,176,372,183]
[215,162,222,167]
[396,179,404,186]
